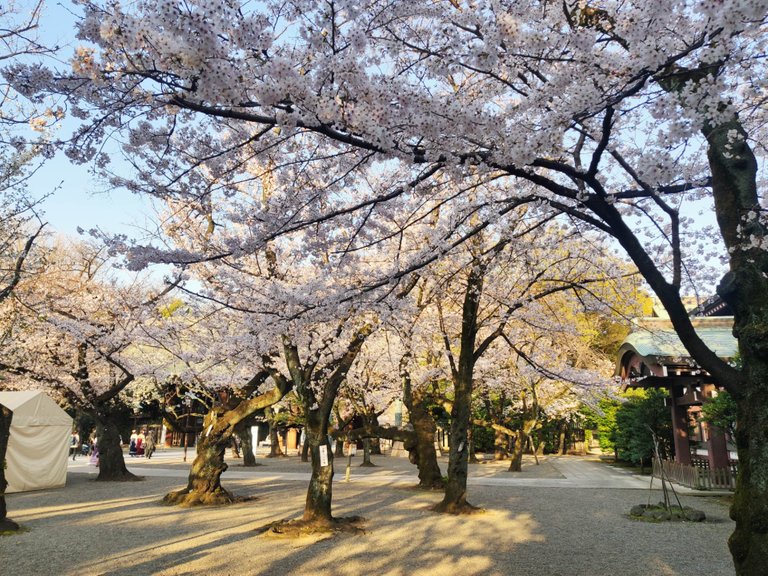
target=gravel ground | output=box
[1,454,736,576]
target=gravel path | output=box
[1,453,736,576]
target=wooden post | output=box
[670,385,692,465]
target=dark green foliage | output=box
[471,425,494,453]
[614,389,673,466]
[591,398,622,455]
[700,390,737,437]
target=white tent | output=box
[0,391,72,493]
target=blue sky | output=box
[30,150,159,238]
[26,1,158,241]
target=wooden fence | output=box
[653,459,738,491]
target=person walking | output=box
[128,429,138,457]
[136,430,145,456]
[70,431,80,461]
[89,431,99,467]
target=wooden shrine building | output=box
[616,315,737,473]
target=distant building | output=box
[616,298,737,488]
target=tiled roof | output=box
[619,317,737,361]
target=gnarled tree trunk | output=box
[347,421,443,488]
[494,428,509,461]
[509,418,537,472]
[334,437,345,458]
[164,373,287,506]
[400,360,444,489]
[95,415,138,482]
[164,406,233,506]
[406,402,444,489]
[360,438,374,467]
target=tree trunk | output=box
[302,409,335,525]
[164,415,234,506]
[0,405,19,532]
[362,413,382,455]
[164,377,289,506]
[558,421,568,455]
[235,422,257,467]
[509,418,537,472]
[347,422,442,489]
[370,438,382,454]
[703,113,768,576]
[434,266,484,514]
[509,433,526,472]
[468,427,479,463]
[408,413,444,489]
[267,422,284,458]
[494,428,508,461]
[275,326,371,533]
[334,437,345,458]
[95,415,138,482]
[402,375,444,490]
[731,385,768,575]
[301,436,310,462]
[435,372,475,513]
[360,438,375,467]
[641,70,767,574]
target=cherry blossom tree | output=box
[134,302,293,505]
[336,333,401,466]
[0,0,59,304]
[473,317,615,471]
[345,322,448,490]
[0,0,62,532]
[0,241,174,481]
[9,1,768,570]
[259,316,373,532]
[417,222,634,511]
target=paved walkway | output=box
[68,450,675,491]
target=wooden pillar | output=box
[706,423,730,469]
[703,385,730,469]
[670,385,692,465]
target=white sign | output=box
[349,444,357,456]
[319,445,329,467]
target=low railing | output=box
[653,458,737,491]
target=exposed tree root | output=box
[358,461,378,468]
[95,472,143,482]
[162,487,256,507]
[431,499,484,515]
[417,479,446,491]
[255,515,366,538]
[0,518,20,533]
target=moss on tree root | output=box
[95,472,143,482]
[162,488,256,507]
[255,515,366,538]
[0,518,20,533]
[629,503,706,522]
[414,479,445,491]
[431,499,484,515]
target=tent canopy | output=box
[0,390,72,493]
